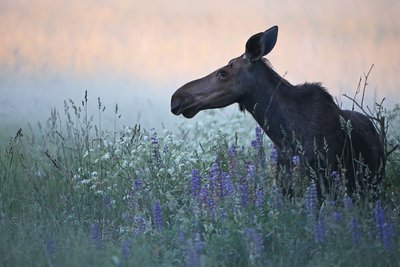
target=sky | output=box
[1,0,399,130]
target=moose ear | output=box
[244,25,278,62]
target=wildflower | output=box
[305,181,318,217]
[191,169,202,198]
[207,197,217,217]
[254,188,265,209]
[132,178,143,192]
[120,239,131,261]
[332,211,341,224]
[209,162,221,198]
[374,200,385,241]
[199,187,208,206]
[246,164,256,178]
[45,236,56,262]
[239,181,249,208]
[255,126,263,142]
[314,216,326,244]
[194,232,204,252]
[251,127,262,149]
[134,214,145,235]
[252,127,267,167]
[227,144,236,157]
[221,172,234,198]
[331,171,341,190]
[90,223,99,243]
[269,143,278,164]
[227,145,237,173]
[185,233,204,267]
[103,194,111,209]
[150,128,158,145]
[150,129,162,167]
[374,201,394,251]
[383,223,394,252]
[102,152,111,160]
[244,228,264,265]
[209,162,220,185]
[292,155,300,166]
[343,194,353,211]
[153,201,163,231]
[271,185,281,211]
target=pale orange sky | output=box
[0,0,399,126]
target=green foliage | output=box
[0,95,399,267]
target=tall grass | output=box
[0,94,399,266]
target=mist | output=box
[1,0,399,135]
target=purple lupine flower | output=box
[251,127,262,149]
[209,162,220,196]
[121,239,131,261]
[103,194,111,209]
[207,196,217,217]
[209,162,220,179]
[305,181,318,217]
[292,155,300,166]
[185,234,204,267]
[228,145,237,173]
[150,128,158,145]
[314,216,326,244]
[191,169,202,198]
[351,217,360,245]
[343,194,353,211]
[150,129,162,167]
[250,128,260,149]
[271,185,281,210]
[194,232,204,252]
[251,131,261,149]
[374,200,385,242]
[185,245,200,267]
[132,178,143,192]
[251,140,258,149]
[45,236,56,261]
[383,223,394,252]
[255,126,263,144]
[90,223,99,243]
[269,143,278,164]
[254,188,265,209]
[252,127,266,167]
[134,214,145,235]
[221,172,234,198]
[374,201,394,251]
[153,201,163,231]
[199,187,208,205]
[246,164,256,178]
[244,227,264,265]
[239,182,249,208]
[331,171,341,191]
[332,211,341,224]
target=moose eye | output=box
[217,70,227,79]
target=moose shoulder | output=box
[171,25,384,197]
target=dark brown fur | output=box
[171,26,384,197]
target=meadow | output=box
[1,92,400,267]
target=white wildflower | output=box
[102,152,111,160]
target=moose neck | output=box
[240,60,292,148]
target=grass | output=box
[0,94,399,267]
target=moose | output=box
[171,26,384,198]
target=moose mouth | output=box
[171,98,200,118]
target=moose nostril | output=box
[171,98,182,115]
